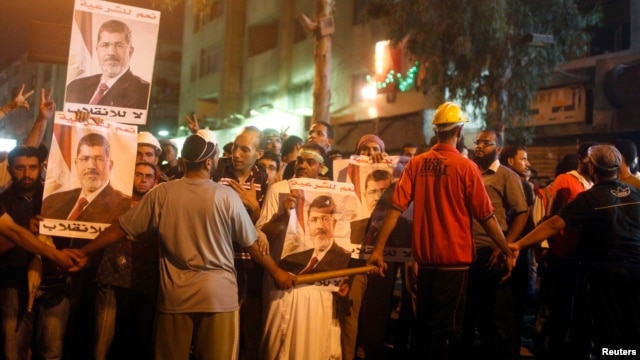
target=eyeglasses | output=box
[97,42,129,50]
[77,155,107,164]
[308,215,334,224]
[266,138,282,144]
[365,188,387,197]
[134,173,155,180]
[473,140,496,147]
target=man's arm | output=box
[67,219,128,272]
[505,209,529,244]
[366,207,402,276]
[512,215,566,251]
[22,88,55,147]
[245,240,295,289]
[0,213,77,269]
[0,84,34,119]
[479,214,512,257]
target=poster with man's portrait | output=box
[333,155,413,261]
[279,179,357,289]
[64,0,160,125]
[40,112,137,239]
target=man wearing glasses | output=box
[278,195,350,275]
[65,20,150,109]
[42,132,131,223]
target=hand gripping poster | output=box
[333,155,413,262]
[40,112,137,239]
[279,178,357,289]
[64,0,160,125]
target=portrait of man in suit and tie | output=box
[41,132,131,224]
[65,19,150,110]
[279,195,351,275]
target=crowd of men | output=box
[0,87,638,360]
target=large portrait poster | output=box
[40,112,137,239]
[279,178,357,289]
[333,155,413,261]
[64,0,160,125]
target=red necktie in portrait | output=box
[67,197,88,221]
[89,83,109,105]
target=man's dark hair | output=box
[135,161,157,178]
[241,126,266,150]
[311,121,334,140]
[259,150,280,170]
[435,127,459,142]
[223,142,233,155]
[365,169,392,190]
[77,133,111,158]
[327,150,343,159]
[555,154,578,176]
[577,141,598,159]
[499,145,527,166]
[98,20,132,44]
[307,195,336,216]
[281,135,303,158]
[613,139,638,167]
[402,142,417,149]
[8,146,41,167]
[479,129,503,146]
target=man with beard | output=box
[93,161,159,360]
[463,130,529,360]
[0,146,80,359]
[65,20,150,109]
[41,132,131,223]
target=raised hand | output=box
[38,88,55,120]
[11,84,35,111]
[185,113,200,134]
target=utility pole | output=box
[298,0,335,124]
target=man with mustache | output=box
[278,195,351,275]
[41,132,131,223]
[65,20,150,110]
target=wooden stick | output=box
[295,265,376,285]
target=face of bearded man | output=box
[473,131,500,170]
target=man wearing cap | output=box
[511,144,640,356]
[367,102,514,360]
[262,128,283,157]
[137,131,168,182]
[66,134,295,360]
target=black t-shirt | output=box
[559,179,640,265]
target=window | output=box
[248,20,278,57]
[200,45,222,78]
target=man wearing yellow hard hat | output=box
[367,102,515,359]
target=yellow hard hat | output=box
[432,102,467,128]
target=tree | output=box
[366,0,600,142]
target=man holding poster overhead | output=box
[65,19,150,110]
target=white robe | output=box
[261,283,341,360]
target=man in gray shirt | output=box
[68,133,295,360]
